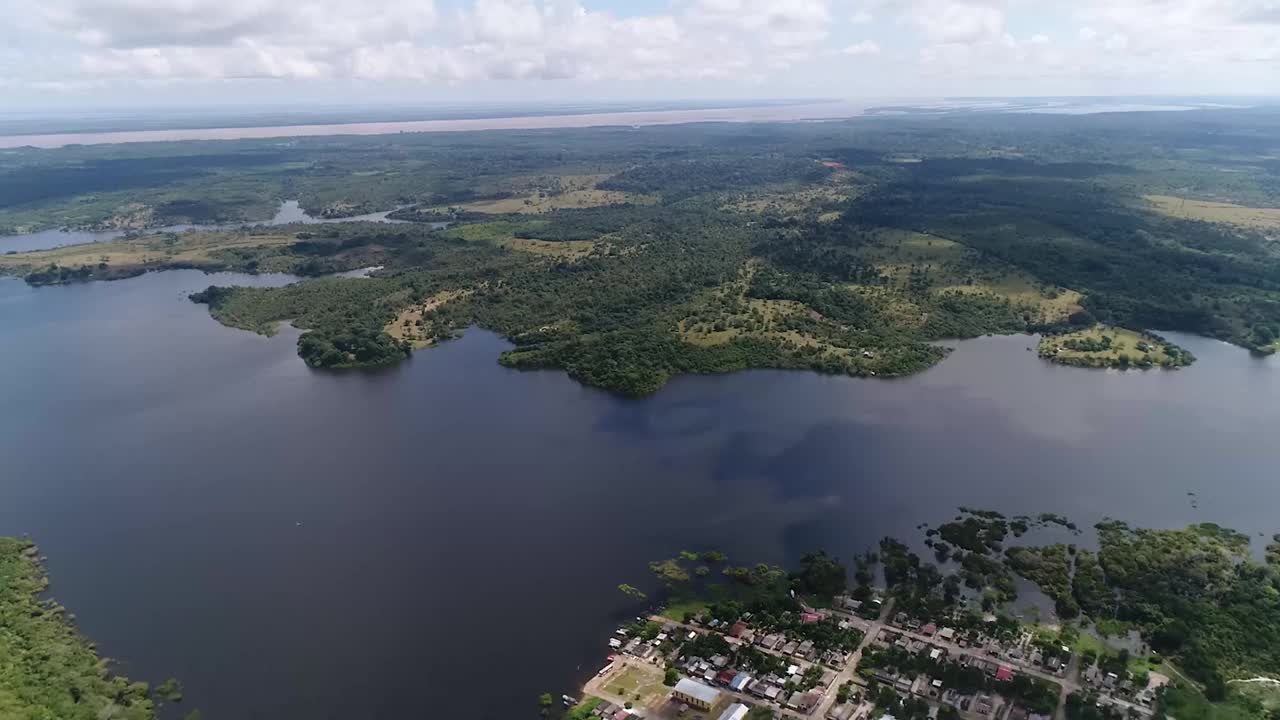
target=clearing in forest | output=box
[442,220,596,259]
[442,174,655,215]
[385,289,473,346]
[1145,195,1280,229]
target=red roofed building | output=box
[718,669,738,685]
[996,665,1015,682]
[921,623,937,636]
[801,612,821,624]
[729,621,748,638]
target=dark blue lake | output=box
[1,270,1277,719]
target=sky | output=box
[1,0,1278,109]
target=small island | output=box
[553,514,1280,720]
[1038,326,1194,370]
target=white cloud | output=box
[689,0,833,48]
[841,40,880,55]
[908,0,1004,45]
[4,0,1280,99]
[1103,32,1129,51]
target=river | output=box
[1,270,1277,719]
[0,200,417,254]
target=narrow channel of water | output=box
[0,199,426,254]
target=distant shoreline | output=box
[0,101,870,150]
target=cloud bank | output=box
[2,0,1278,100]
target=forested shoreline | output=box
[4,109,1279,393]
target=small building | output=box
[672,678,722,711]
[938,627,956,641]
[730,672,753,692]
[796,691,822,714]
[995,665,1015,682]
[802,612,822,624]
[782,641,799,655]
[729,621,749,638]
[829,703,857,720]
[717,703,750,720]
[929,648,943,661]
[718,669,738,686]
[921,623,937,636]
[796,640,815,658]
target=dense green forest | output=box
[5,108,1280,393]
[0,538,189,720]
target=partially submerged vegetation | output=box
[581,512,1280,720]
[0,538,188,720]
[5,110,1280,393]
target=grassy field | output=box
[677,262,857,362]
[724,184,855,216]
[660,598,710,623]
[1145,195,1280,229]
[857,230,1081,320]
[441,174,655,215]
[564,697,604,720]
[0,229,295,276]
[1038,325,1193,369]
[441,220,595,259]
[499,238,595,258]
[601,664,669,709]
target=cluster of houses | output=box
[747,624,859,670]
[884,612,1070,680]
[675,651,830,715]
[1081,663,1166,712]
[865,623,1051,720]
[657,611,866,717]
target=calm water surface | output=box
[1,271,1277,719]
